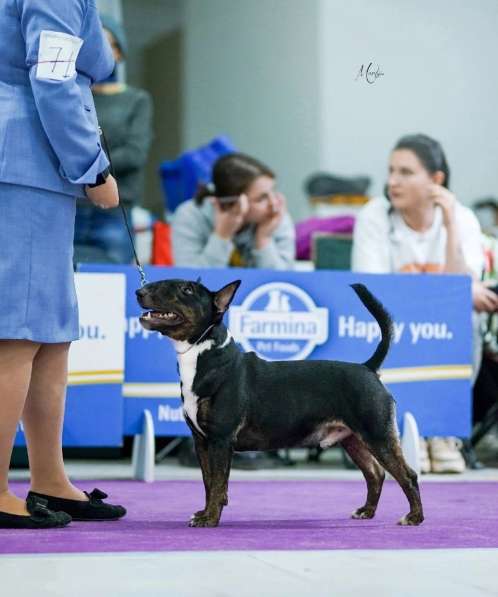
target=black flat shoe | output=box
[0,495,71,529]
[27,488,126,521]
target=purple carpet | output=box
[1,480,497,554]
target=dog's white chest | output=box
[174,340,213,436]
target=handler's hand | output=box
[85,174,119,209]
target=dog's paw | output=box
[191,509,206,519]
[351,506,376,520]
[189,513,220,528]
[398,512,424,526]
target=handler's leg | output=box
[22,342,87,500]
[0,340,40,515]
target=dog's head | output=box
[136,278,241,341]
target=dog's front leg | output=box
[191,435,211,519]
[189,439,232,527]
[192,436,229,520]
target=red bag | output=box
[151,221,174,265]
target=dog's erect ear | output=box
[213,280,241,313]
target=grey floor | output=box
[4,448,498,597]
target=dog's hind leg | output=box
[341,434,385,519]
[368,434,424,526]
[189,439,233,527]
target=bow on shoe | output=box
[26,496,53,521]
[85,488,109,503]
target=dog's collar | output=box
[175,324,216,355]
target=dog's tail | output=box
[350,283,394,372]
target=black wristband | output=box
[88,167,111,188]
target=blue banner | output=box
[80,265,473,438]
[15,273,126,448]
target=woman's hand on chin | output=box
[429,184,456,227]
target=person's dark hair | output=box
[393,133,450,188]
[195,153,275,204]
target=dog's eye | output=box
[182,285,194,295]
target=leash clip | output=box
[138,266,148,288]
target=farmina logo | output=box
[229,283,329,360]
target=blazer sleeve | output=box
[18,0,112,185]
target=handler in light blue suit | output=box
[0,0,113,195]
[0,0,126,528]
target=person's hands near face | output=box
[255,191,286,249]
[212,194,249,240]
[429,184,457,227]
[472,280,498,312]
[85,174,119,209]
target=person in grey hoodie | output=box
[172,153,295,469]
[74,13,153,264]
[172,153,295,270]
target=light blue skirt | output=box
[0,183,79,343]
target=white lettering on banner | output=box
[128,317,147,339]
[126,317,163,340]
[158,405,185,422]
[337,316,453,344]
[338,316,381,343]
[79,324,105,340]
[239,313,317,339]
[255,340,300,353]
[393,322,405,343]
[409,322,453,344]
[69,274,125,376]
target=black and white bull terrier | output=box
[136,279,424,528]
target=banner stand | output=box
[401,412,421,474]
[132,410,155,482]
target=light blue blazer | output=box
[0,0,114,197]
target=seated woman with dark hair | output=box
[352,133,498,474]
[172,153,295,469]
[172,153,295,270]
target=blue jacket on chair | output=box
[0,0,114,197]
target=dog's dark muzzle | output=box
[136,288,184,329]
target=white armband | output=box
[36,30,83,81]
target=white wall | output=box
[102,1,498,217]
[183,0,321,220]
[122,0,182,86]
[319,0,498,204]
[96,0,183,87]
